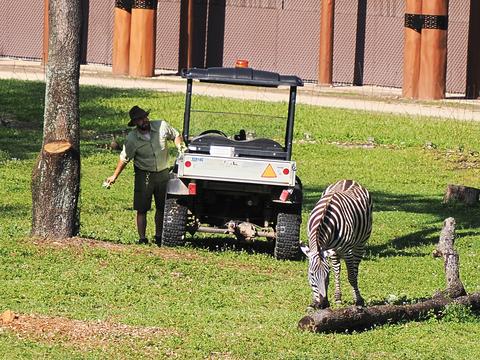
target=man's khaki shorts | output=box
[133,167,169,213]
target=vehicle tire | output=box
[161,197,188,247]
[274,212,301,260]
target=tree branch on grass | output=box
[298,217,478,333]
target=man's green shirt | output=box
[120,120,179,172]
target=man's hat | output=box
[128,106,149,126]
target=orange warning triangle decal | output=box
[261,164,277,178]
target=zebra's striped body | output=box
[302,179,372,309]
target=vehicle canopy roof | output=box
[181,67,304,88]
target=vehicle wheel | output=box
[274,212,301,260]
[161,197,188,247]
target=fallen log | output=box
[299,217,476,333]
[298,293,480,333]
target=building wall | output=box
[0,0,470,93]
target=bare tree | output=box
[32,0,82,238]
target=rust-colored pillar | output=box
[187,0,194,69]
[418,0,449,100]
[402,0,422,98]
[466,0,480,99]
[42,0,49,65]
[129,0,157,77]
[318,0,335,85]
[113,0,132,75]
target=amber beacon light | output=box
[235,59,249,68]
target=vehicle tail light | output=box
[188,182,197,195]
[235,59,249,68]
[185,160,192,168]
[282,168,290,175]
[279,189,293,202]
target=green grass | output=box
[1,79,480,359]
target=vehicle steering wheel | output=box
[199,129,228,137]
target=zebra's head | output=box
[301,245,330,308]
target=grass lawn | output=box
[0,79,479,359]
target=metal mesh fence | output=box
[0,0,472,94]
[155,0,182,70]
[447,1,470,93]
[87,1,115,65]
[0,1,44,60]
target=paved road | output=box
[2,58,480,122]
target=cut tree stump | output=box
[44,140,72,154]
[299,217,477,333]
[443,184,480,205]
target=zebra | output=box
[301,179,372,309]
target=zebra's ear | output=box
[300,245,310,257]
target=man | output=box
[105,105,186,245]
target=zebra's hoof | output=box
[309,300,330,310]
[355,299,365,307]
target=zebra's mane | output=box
[309,191,337,251]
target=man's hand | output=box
[176,143,187,155]
[104,175,117,187]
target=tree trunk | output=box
[299,217,473,333]
[443,184,480,206]
[32,0,82,238]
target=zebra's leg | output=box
[344,254,365,306]
[330,254,342,304]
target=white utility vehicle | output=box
[162,67,304,260]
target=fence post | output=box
[417,0,449,100]
[42,0,49,65]
[113,0,132,75]
[187,0,194,69]
[318,0,335,86]
[129,0,157,77]
[466,0,480,99]
[402,0,422,98]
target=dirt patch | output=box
[31,236,202,261]
[0,311,177,351]
[428,147,480,170]
[330,140,375,149]
[30,236,297,275]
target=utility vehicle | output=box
[161,67,304,260]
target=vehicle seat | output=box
[189,134,286,159]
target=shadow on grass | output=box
[3,80,480,259]
[304,184,480,258]
[0,204,30,218]
[93,185,480,259]
[0,80,176,159]
[181,184,480,259]
[186,234,277,257]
